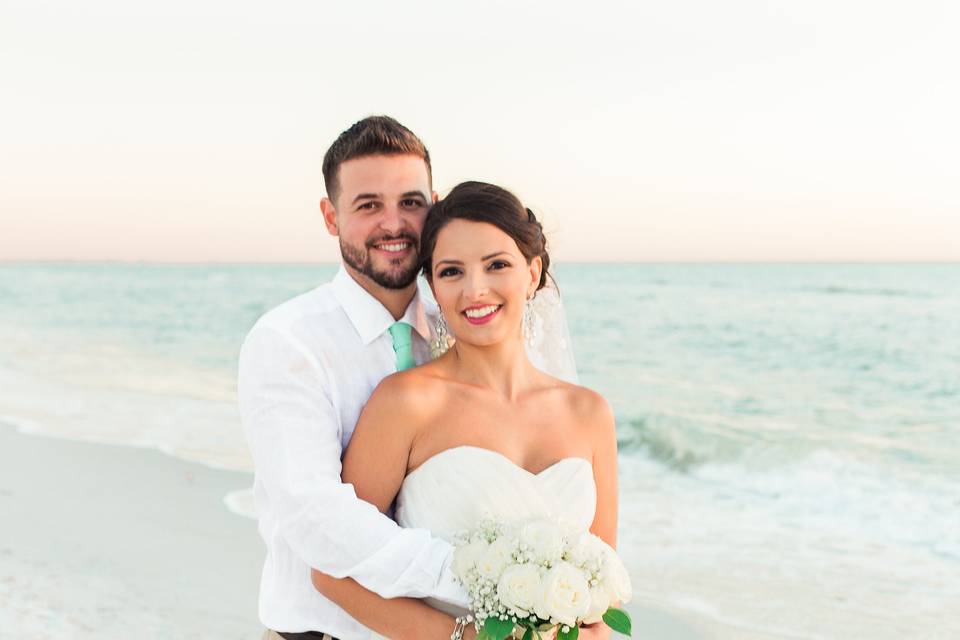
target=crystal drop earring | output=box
[522,296,538,347]
[431,310,451,358]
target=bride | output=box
[311,181,619,640]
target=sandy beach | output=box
[0,423,745,640]
[0,424,263,639]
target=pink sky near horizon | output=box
[2,1,959,263]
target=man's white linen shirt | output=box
[238,266,466,638]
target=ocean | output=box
[1,263,957,638]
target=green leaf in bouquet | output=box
[557,624,579,640]
[521,627,534,640]
[602,607,633,636]
[481,616,517,640]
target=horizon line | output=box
[2,259,959,267]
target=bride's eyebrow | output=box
[435,251,513,268]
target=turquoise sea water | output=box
[1,263,958,637]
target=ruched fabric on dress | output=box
[395,445,596,540]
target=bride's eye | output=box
[438,266,461,278]
[488,260,511,270]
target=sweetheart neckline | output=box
[404,445,592,482]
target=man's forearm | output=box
[276,481,462,601]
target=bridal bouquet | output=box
[452,518,633,640]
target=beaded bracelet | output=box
[451,614,475,640]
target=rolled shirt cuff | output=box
[431,548,471,609]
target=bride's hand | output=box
[578,622,611,640]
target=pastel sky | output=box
[2,0,958,263]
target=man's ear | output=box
[432,190,439,204]
[320,197,339,236]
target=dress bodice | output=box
[394,445,597,541]
[364,446,598,636]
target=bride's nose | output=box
[461,268,489,301]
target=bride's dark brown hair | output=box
[419,181,552,292]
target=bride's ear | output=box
[527,255,543,297]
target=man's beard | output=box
[340,234,420,290]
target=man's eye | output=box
[401,199,425,208]
[438,267,461,278]
[357,202,378,211]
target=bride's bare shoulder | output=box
[542,379,615,434]
[366,361,452,418]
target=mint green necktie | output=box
[388,321,417,371]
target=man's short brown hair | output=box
[322,116,432,203]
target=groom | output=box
[239,116,467,640]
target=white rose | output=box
[496,563,543,616]
[565,532,606,569]
[519,520,565,564]
[599,544,632,604]
[582,583,613,624]
[536,561,591,626]
[477,536,516,581]
[452,539,489,580]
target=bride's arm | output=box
[581,391,619,640]
[585,391,619,548]
[311,573,468,640]
[311,373,471,640]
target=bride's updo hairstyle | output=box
[419,181,551,293]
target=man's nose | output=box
[379,204,403,234]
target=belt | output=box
[278,632,339,640]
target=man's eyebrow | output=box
[351,192,381,204]
[351,191,429,205]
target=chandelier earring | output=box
[522,294,538,348]
[431,309,453,359]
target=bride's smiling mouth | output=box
[461,304,503,325]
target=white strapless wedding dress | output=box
[387,445,597,622]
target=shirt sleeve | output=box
[238,323,468,606]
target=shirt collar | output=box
[331,265,432,345]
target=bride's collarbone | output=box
[433,378,577,413]
[428,399,575,434]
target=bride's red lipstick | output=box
[462,304,502,325]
